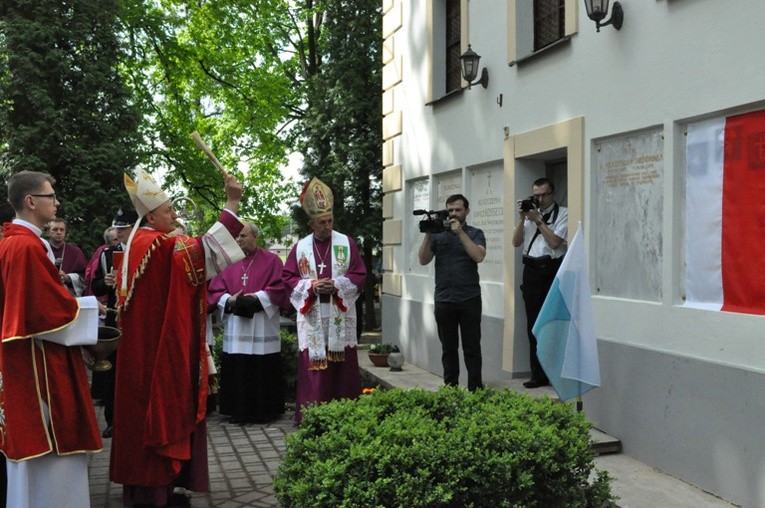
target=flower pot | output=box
[387,351,404,371]
[368,352,389,367]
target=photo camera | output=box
[520,195,539,212]
[413,209,450,234]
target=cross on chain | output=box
[317,261,327,274]
[241,272,249,286]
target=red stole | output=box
[0,224,101,460]
[111,229,208,486]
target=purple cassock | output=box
[51,242,88,295]
[282,231,367,424]
[208,248,289,423]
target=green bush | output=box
[274,387,614,508]
[211,330,224,373]
[280,328,298,401]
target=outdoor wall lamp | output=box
[584,0,623,32]
[460,45,489,89]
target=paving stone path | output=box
[88,405,297,508]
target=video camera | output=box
[413,209,450,234]
[519,195,539,212]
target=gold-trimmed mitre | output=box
[300,177,333,219]
[124,169,169,217]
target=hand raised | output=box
[224,173,243,202]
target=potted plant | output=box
[368,343,398,367]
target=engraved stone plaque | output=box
[593,128,664,301]
[408,178,431,272]
[469,165,504,282]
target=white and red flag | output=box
[685,109,765,314]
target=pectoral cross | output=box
[317,261,327,275]
[241,273,249,286]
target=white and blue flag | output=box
[532,224,600,401]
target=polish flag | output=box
[685,109,765,314]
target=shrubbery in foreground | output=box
[274,387,614,507]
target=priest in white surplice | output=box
[208,222,288,424]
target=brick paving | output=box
[85,330,382,508]
[88,404,297,508]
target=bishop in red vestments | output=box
[110,169,244,507]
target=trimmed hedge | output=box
[274,387,614,507]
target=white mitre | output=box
[124,169,169,217]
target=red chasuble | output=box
[110,228,210,487]
[0,223,102,460]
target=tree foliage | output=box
[0,0,141,253]
[1,1,383,331]
[295,0,382,329]
[117,0,301,239]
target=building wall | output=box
[382,1,765,506]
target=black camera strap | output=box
[525,202,559,256]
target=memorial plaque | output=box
[593,128,664,301]
[435,171,462,206]
[408,179,431,272]
[469,165,504,282]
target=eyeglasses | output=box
[29,193,57,200]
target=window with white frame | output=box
[445,0,462,93]
[428,0,467,102]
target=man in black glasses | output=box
[512,177,568,388]
[0,171,102,507]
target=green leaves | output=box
[1,0,381,258]
[275,388,615,507]
[0,0,140,252]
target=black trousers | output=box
[434,296,483,391]
[521,259,561,382]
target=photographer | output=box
[512,177,568,388]
[418,194,486,391]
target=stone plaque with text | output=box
[408,179,431,272]
[593,128,663,301]
[469,165,504,283]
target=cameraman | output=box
[512,177,568,388]
[418,194,486,391]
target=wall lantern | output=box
[584,0,623,32]
[459,45,489,89]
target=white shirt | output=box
[522,203,568,259]
[12,218,55,263]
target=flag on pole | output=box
[532,224,600,401]
[685,109,765,314]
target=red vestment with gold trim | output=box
[109,229,209,487]
[0,223,101,460]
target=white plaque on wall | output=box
[469,165,504,283]
[593,128,663,301]
[408,179,431,272]
[435,171,462,207]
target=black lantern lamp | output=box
[459,45,489,89]
[584,0,623,32]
